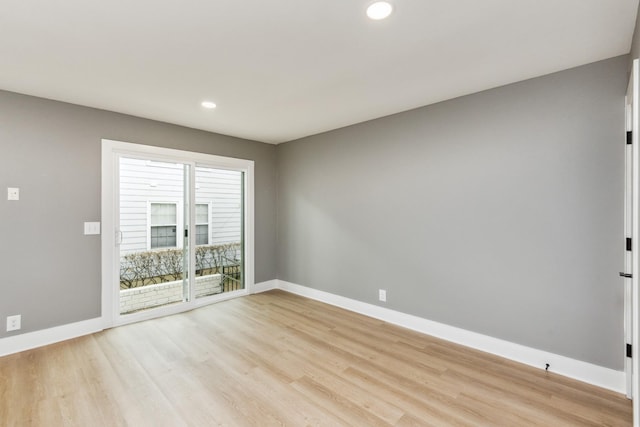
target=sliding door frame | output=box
[101,139,255,328]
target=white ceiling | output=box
[0,0,638,144]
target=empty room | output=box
[2,1,640,426]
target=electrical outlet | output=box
[379,289,387,302]
[6,315,21,331]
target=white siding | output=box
[196,165,243,247]
[119,157,242,254]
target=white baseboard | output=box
[252,279,279,294]
[0,279,278,358]
[0,317,104,358]
[276,279,626,394]
[1,280,626,394]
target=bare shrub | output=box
[120,243,241,289]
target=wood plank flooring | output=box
[0,290,632,426]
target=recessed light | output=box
[201,101,217,109]
[367,1,393,20]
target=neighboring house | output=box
[118,157,242,255]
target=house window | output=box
[196,203,209,245]
[150,203,177,249]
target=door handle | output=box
[620,272,633,278]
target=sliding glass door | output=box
[102,140,253,326]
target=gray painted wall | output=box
[0,91,277,339]
[0,54,629,372]
[276,56,628,370]
[631,5,640,64]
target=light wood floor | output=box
[0,290,632,426]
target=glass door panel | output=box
[194,166,244,299]
[118,157,190,315]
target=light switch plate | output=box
[7,187,19,201]
[84,222,101,235]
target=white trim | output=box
[101,142,116,327]
[0,318,103,358]
[242,164,255,295]
[0,284,254,356]
[625,69,635,400]
[275,280,626,394]
[252,279,279,293]
[0,279,624,396]
[102,139,254,171]
[188,162,196,303]
[630,58,640,426]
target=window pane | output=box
[151,203,176,225]
[196,224,208,245]
[195,166,243,298]
[151,225,176,248]
[196,204,208,224]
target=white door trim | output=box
[629,58,640,427]
[626,68,634,400]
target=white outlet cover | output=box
[6,314,21,331]
[379,289,387,302]
[7,187,19,201]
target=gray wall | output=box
[631,5,640,64]
[0,54,629,371]
[276,56,628,370]
[0,91,277,339]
